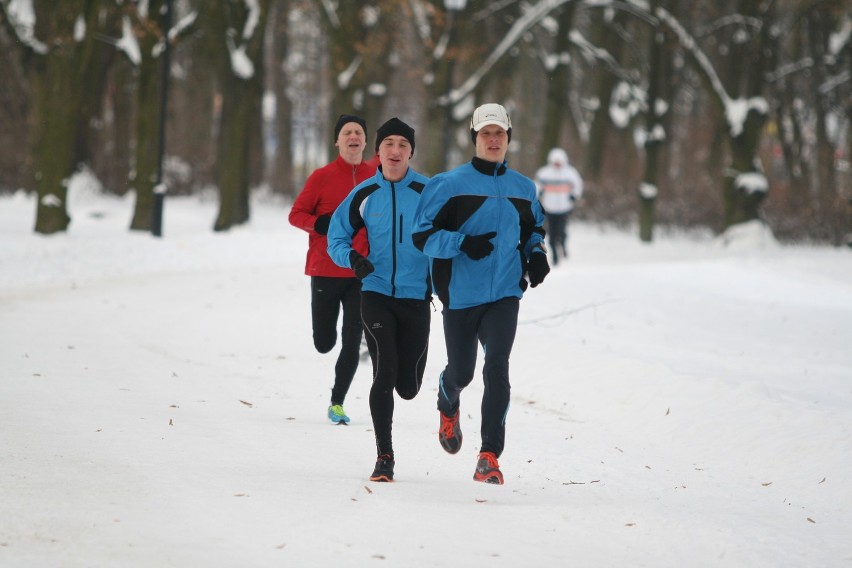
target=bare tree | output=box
[1,0,117,234]
[205,0,271,231]
[269,0,295,197]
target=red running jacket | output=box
[289,154,378,277]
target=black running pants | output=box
[361,291,431,457]
[310,276,363,405]
[438,297,519,457]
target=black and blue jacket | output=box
[328,166,432,300]
[412,157,546,309]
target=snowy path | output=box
[2,192,851,566]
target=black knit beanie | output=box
[375,117,415,154]
[334,114,367,141]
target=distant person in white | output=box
[534,148,584,264]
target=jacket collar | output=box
[471,156,507,176]
[377,165,415,186]
[335,154,369,173]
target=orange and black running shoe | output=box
[369,454,395,482]
[438,410,463,454]
[473,451,503,485]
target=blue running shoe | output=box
[328,404,350,425]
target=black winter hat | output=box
[375,117,415,154]
[334,114,367,141]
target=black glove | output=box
[314,214,331,235]
[460,232,497,260]
[527,252,550,288]
[349,250,374,280]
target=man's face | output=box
[474,125,509,163]
[336,122,366,162]
[377,135,412,182]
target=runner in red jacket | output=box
[288,114,379,424]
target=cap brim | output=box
[473,120,510,131]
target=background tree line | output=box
[0,0,849,245]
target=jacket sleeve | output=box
[569,167,584,199]
[411,177,465,259]
[288,171,322,232]
[326,191,358,268]
[522,194,547,258]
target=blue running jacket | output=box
[328,167,432,300]
[412,157,546,309]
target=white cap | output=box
[470,103,512,132]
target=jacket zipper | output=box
[390,181,398,296]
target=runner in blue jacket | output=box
[412,103,550,485]
[327,118,431,483]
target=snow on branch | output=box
[819,70,850,96]
[408,0,431,44]
[223,1,261,80]
[694,13,762,39]
[630,1,770,137]
[337,54,363,90]
[735,172,768,195]
[116,16,141,65]
[444,0,573,107]
[3,0,47,53]
[153,11,198,58]
[319,0,340,29]
[828,17,850,57]
[766,56,814,83]
[227,33,254,79]
[241,0,260,40]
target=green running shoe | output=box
[328,404,350,425]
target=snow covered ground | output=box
[2,183,851,567]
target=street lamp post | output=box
[151,0,173,238]
[442,0,467,170]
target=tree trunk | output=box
[270,0,294,197]
[210,0,270,231]
[541,3,577,163]
[583,10,628,180]
[319,1,399,162]
[130,1,167,231]
[424,7,463,175]
[719,0,772,231]
[90,58,135,195]
[0,14,33,189]
[32,51,76,233]
[637,0,675,243]
[31,0,106,234]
